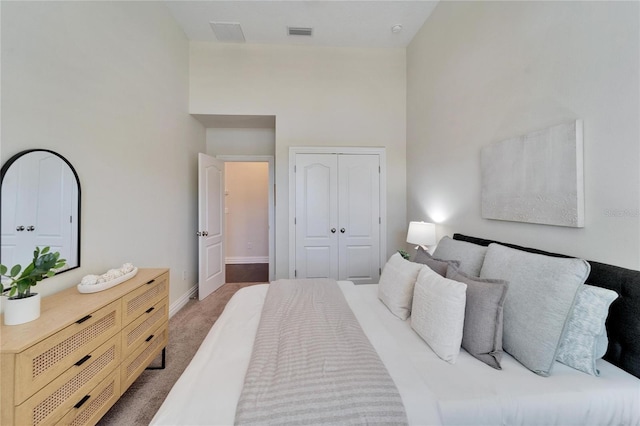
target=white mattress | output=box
[151,282,640,426]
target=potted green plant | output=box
[1,247,66,325]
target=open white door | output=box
[198,153,225,300]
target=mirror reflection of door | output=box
[1,150,80,274]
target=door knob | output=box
[16,225,25,232]
[340,228,346,233]
[331,228,336,233]
[203,231,209,236]
[27,226,35,232]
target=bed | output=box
[151,235,640,425]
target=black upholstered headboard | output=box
[453,234,640,379]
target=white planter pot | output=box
[3,293,41,325]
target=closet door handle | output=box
[340,228,346,233]
[330,228,336,233]
[16,226,25,232]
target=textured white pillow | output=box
[556,284,618,376]
[411,266,467,363]
[377,253,424,320]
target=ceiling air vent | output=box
[210,22,245,43]
[288,27,313,37]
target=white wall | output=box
[206,128,275,156]
[224,162,269,262]
[407,1,640,268]
[1,1,205,305]
[191,43,407,278]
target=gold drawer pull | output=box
[146,279,155,285]
[145,334,154,342]
[76,314,92,324]
[74,354,92,366]
[74,394,91,409]
[145,307,155,314]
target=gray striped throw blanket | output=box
[235,278,407,425]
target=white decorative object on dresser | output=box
[0,268,169,426]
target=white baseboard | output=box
[225,256,269,264]
[169,284,198,318]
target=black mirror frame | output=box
[0,149,81,275]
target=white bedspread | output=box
[151,282,640,426]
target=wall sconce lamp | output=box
[406,221,436,250]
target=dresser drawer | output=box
[121,321,168,392]
[15,334,120,426]
[15,301,121,405]
[55,370,120,426]
[121,272,168,326]
[121,297,168,359]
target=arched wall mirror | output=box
[1,149,81,275]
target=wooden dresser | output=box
[0,268,169,426]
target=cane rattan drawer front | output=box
[121,297,168,359]
[55,370,120,426]
[14,300,122,405]
[121,321,168,392]
[121,272,168,326]
[15,335,121,426]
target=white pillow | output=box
[411,266,467,363]
[556,284,618,376]
[377,253,424,320]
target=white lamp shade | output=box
[406,221,436,246]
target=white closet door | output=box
[1,152,74,268]
[338,155,380,284]
[294,154,338,279]
[1,157,24,267]
[32,153,75,260]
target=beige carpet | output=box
[98,282,264,425]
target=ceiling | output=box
[164,1,439,48]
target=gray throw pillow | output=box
[479,243,590,376]
[556,284,618,376]
[446,267,508,369]
[413,246,460,277]
[433,236,488,276]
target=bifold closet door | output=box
[294,153,380,284]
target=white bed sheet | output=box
[151,282,640,426]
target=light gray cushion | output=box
[595,331,609,359]
[446,267,508,370]
[378,253,424,320]
[479,243,590,376]
[413,246,460,277]
[411,266,467,364]
[433,236,488,276]
[556,284,618,376]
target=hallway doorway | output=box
[219,156,274,283]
